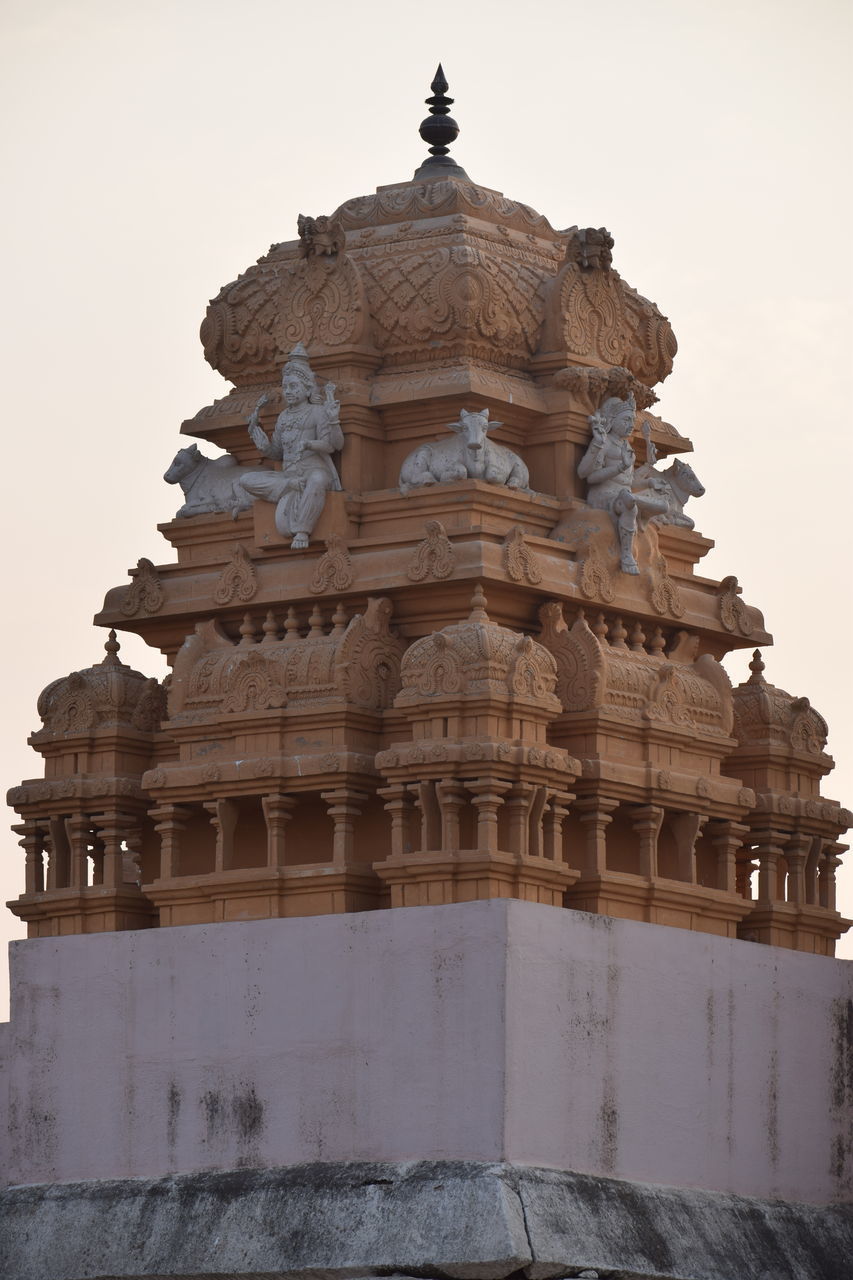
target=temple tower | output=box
[2,71,851,1280]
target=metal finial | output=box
[413,64,469,181]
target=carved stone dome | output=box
[35,632,166,737]
[396,587,560,711]
[200,176,676,391]
[732,651,829,757]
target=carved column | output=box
[527,786,548,859]
[707,819,749,894]
[378,784,416,858]
[322,789,368,869]
[13,821,45,895]
[123,825,144,885]
[669,812,708,884]
[89,830,105,885]
[752,827,787,904]
[504,783,535,858]
[66,814,92,890]
[93,811,135,889]
[573,796,619,875]
[543,792,573,862]
[412,780,441,851]
[466,777,511,854]
[436,779,468,853]
[819,842,846,912]
[204,798,239,873]
[262,793,296,869]
[47,816,71,890]
[150,805,192,880]
[805,835,823,906]
[630,805,664,879]
[783,833,811,905]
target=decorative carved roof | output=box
[396,586,560,711]
[199,170,675,391]
[538,604,733,739]
[732,651,829,757]
[35,632,166,737]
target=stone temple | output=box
[2,69,851,1280]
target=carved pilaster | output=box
[543,792,573,863]
[783,832,812,906]
[707,820,749,895]
[751,828,788,904]
[13,821,45,895]
[378,785,416,859]
[819,842,846,912]
[150,805,193,880]
[262,793,296,869]
[467,778,512,854]
[436,779,468,853]
[203,798,239,873]
[573,796,619,874]
[93,811,135,889]
[322,789,368,869]
[504,783,536,858]
[66,815,92,890]
[630,805,664,879]
[412,780,441,852]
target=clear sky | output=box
[1,0,850,1013]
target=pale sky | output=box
[1,0,850,1013]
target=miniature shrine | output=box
[7,67,850,955]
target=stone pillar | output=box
[203,799,239,873]
[150,805,192,880]
[123,825,144,885]
[13,821,45,895]
[819,842,846,912]
[413,780,441,851]
[466,778,511,854]
[378,785,416,858]
[93,811,134,890]
[46,816,71,890]
[752,828,787,904]
[527,786,548,860]
[322,789,368,869]
[805,835,823,906]
[262,794,296,868]
[573,796,619,875]
[66,814,92,890]
[543,792,573,862]
[630,805,664,879]
[783,833,811,905]
[669,812,707,884]
[707,819,749,894]
[436,779,467,853]
[504,783,535,858]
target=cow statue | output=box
[646,457,705,528]
[399,408,529,495]
[164,444,255,520]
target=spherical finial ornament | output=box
[102,629,122,666]
[469,583,489,622]
[748,649,766,682]
[413,65,469,181]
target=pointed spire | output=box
[413,64,469,181]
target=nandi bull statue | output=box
[577,394,704,574]
[164,443,255,520]
[399,408,529,495]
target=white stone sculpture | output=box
[399,408,528,494]
[164,444,255,519]
[577,398,705,572]
[237,343,344,550]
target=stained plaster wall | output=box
[1,900,851,1203]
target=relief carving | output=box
[503,527,543,584]
[407,520,456,581]
[718,576,765,636]
[538,603,605,712]
[120,558,164,617]
[310,534,354,594]
[213,545,258,605]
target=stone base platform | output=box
[2,1160,851,1280]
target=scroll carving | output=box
[310,534,354,594]
[120,559,164,617]
[214,545,258,606]
[407,521,455,581]
[503,527,543,584]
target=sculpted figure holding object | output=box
[577,394,669,574]
[238,344,344,549]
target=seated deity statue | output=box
[577,394,669,574]
[238,343,344,549]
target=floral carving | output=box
[335,597,405,709]
[538,603,604,712]
[121,558,164,617]
[503,527,543,584]
[553,364,659,412]
[407,520,455,582]
[214,544,258,606]
[718,576,764,636]
[310,534,354,594]
[579,538,615,603]
[650,553,685,619]
[275,254,367,352]
[221,650,287,714]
